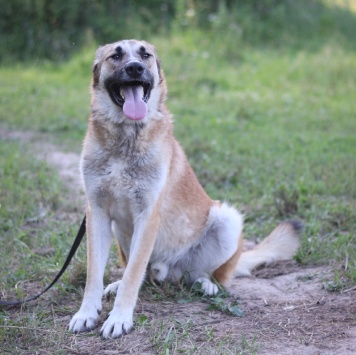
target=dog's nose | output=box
[125,62,145,78]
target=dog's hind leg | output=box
[149,262,169,282]
[213,234,243,286]
[177,203,243,295]
[103,224,128,298]
[104,280,121,297]
[194,241,242,294]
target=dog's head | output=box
[91,40,165,123]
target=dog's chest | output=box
[83,148,162,213]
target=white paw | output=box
[104,280,121,298]
[100,309,133,339]
[150,262,168,282]
[195,277,219,296]
[69,305,101,333]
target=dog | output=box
[68,39,301,338]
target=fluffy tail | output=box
[235,220,302,277]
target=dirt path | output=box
[3,129,356,354]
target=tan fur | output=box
[69,40,301,338]
[214,234,244,286]
[117,241,127,267]
[235,221,301,277]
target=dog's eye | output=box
[111,54,121,61]
[141,53,151,60]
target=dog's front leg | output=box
[100,206,160,338]
[69,205,112,333]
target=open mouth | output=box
[109,81,151,106]
[108,81,151,120]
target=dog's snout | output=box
[125,62,145,78]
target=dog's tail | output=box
[235,220,302,277]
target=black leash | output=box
[0,215,86,306]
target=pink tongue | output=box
[123,86,147,120]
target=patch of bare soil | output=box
[3,129,355,354]
[234,265,356,354]
[58,264,355,355]
[0,128,85,204]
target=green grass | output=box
[0,52,93,146]
[1,15,356,352]
[0,140,85,293]
[156,34,356,287]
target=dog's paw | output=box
[104,281,121,298]
[150,262,168,282]
[194,277,219,296]
[68,305,101,333]
[100,309,133,339]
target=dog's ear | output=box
[92,62,100,87]
[92,46,104,87]
[156,57,163,85]
[147,42,164,85]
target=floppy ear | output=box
[92,46,104,87]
